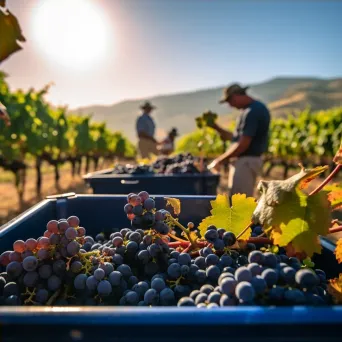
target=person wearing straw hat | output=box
[158,127,178,155]
[207,83,270,197]
[136,101,159,158]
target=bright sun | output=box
[32,0,109,70]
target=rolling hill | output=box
[73,77,342,143]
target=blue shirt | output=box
[136,113,155,138]
[232,100,270,157]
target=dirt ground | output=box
[0,161,340,226]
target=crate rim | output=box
[1,306,342,325]
[83,171,220,180]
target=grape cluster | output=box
[112,164,154,175]
[124,191,170,234]
[110,153,203,176]
[0,191,333,307]
[0,216,85,305]
[153,153,200,175]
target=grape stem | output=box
[329,225,342,234]
[168,241,190,248]
[46,288,61,306]
[167,232,189,244]
[236,221,253,240]
[309,164,341,196]
[248,237,273,244]
[166,214,197,248]
[182,244,191,253]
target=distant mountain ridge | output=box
[73,77,342,143]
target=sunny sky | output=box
[1,0,342,108]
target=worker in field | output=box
[158,127,178,155]
[207,83,270,197]
[136,101,159,158]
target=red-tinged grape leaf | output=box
[198,193,256,240]
[335,239,342,264]
[326,185,342,211]
[164,197,181,216]
[333,139,342,165]
[327,274,342,304]
[298,165,329,190]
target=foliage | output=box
[252,165,331,257]
[175,127,225,158]
[198,194,257,240]
[0,72,136,163]
[268,107,342,161]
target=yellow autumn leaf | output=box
[198,193,256,240]
[164,197,181,216]
[335,238,342,263]
[327,274,342,304]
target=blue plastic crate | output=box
[83,169,220,195]
[0,193,342,342]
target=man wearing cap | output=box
[208,83,270,197]
[136,101,158,158]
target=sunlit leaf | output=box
[164,197,181,216]
[198,193,256,240]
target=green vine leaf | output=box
[198,193,257,240]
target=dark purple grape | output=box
[23,271,39,287]
[22,256,38,272]
[71,261,83,273]
[47,220,59,234]
[0,251,11,266]
[65,227,77,240]
[67,216,80,228]
[124,203,133,214]
[47,275,62,291]
[204,229,218,242]
[9,251,22,262]
[37,237,50,250]
[6,261,23,278]
[132,205,143,216]
[25,239,37,251]
[3,282,19,297]
[35,289,49,304]
[67,240,80,256]
[49,233,60,245]
[58,220,69,233]
[77,227,86,237]
[143,198,155,211]
[94,268,105,281]
[53,260,66,276]
[37,249,50,260]
[138,191,149,202]
[155,210,164,221]
[13,240,26,253]
[222,232,236,246]
[39,264,52,279]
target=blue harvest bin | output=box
[1,193,342,342]
[83,169,220,195]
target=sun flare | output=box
[32,0,110,70]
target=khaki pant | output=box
[138,138,158,159]
[228,156,263,197]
